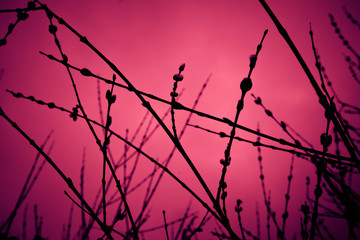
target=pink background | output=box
[1,0,360,239]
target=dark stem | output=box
[162,210,170,240]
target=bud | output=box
[58,18,65,25]
[48,102,55,109]
[27,1,36,10]
[0,39,6,47]
[115,209,126,221]
[235,200,243,213]
[220,159,230,166]
[106,90,111,100]
[320,133,332,147]
[179,63,185,72]
[8,24,14,35]
[49,24,57,34]
[221,191,227,200]
[240,78,252,93]
[249,54,257,69]
[17,11,29,21]
[173,74,183,81]
[220,181,227,189]
[265,109,273,117]
[80,68,93,76]
[301,204,309,215]
[254,97,262,105]
[170,92,178,97]
[219,132,226,138]
[110,95,116,104]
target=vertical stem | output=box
[163,210,170,240]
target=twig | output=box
[170,63,185,139]
[22,205,27,240]
[267,192,271,240]
[185,210,210,240]
[66,204,74,240]
[329,14,360,61]
[134,75,215,228]
[256,126,282,237]
[101,74,117,227]
[215,29,268,208]
[251,94,309,147]
[309,117,332,240]
[80,148,86,236]
[174,201,192,240]
[235,199,246,240]
[256,202,260,240]
[281,154,295,237]
[309,24,332,101]
[187,123,353,166]
[162,210,170,240]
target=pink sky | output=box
[1,0,360,239]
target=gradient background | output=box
[0,0,360,239]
